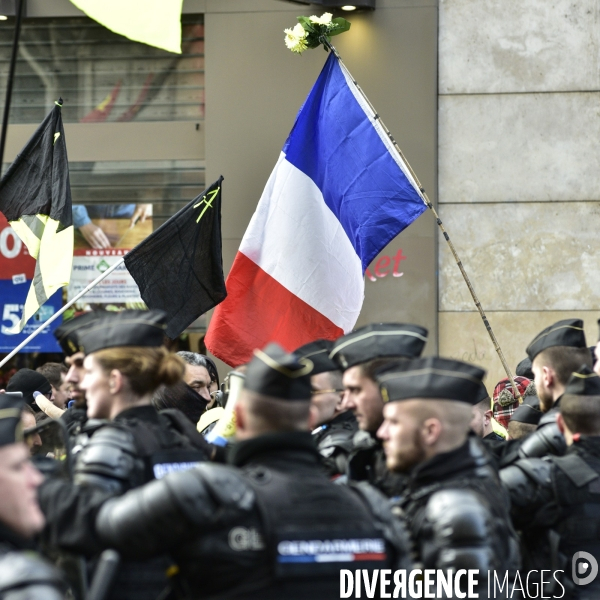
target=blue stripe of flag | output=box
[283,52,427,272]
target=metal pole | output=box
[0,257,125,368]
[0,0,25,176]
[323,40,523,403]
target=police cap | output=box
[76,310,167,355]
[54,311,102,356]
[294,339,338,375]
[526,318,586,362]
[245,343,313,400]
[376,357,485,405]
[510,402,542,425]
[329,323,428,370]
[563,365,600,397]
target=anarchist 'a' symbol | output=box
[194,187,220,224]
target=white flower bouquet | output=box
[284,13,351,54]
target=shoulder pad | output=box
[553,453,599,488]
[74,425,139,492]
[537,408,559,429]
[424,489,496,571]
[192,464,255,512]
[518,422,566,459]
[500,458,552,507]
[98,463,256,555]
[0,552,65,599]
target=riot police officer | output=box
[0,393,66,599]
[38,310,212,600]
[294,339,357,477]
[376,357,520,595]
[95,343,413,599]
[501,365,600,599]
[329,323,428,496]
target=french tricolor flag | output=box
[206,53,427,366]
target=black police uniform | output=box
[0,523,66,600]
[346,431,408,497]
[377,357,521,594]
[485,319,589,468]
[501,367,600,599]
[312,409,358,477]
[0,394,67,600]
[329,323,428,497]
[96,343,414,600]
[294,339,358,478]
[392,438,520,581]
[39,311,213,600]
[502,439,600,599]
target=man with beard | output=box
[501,366,600,599]
[527,318,591,427]
[488,319,592,467]
[294,339,357,477]
[329,323,428,496]
[0,392,67,598]
[376,357,520,595]
[53,311,102,437]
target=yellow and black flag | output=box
[0,100,73,333]
[124,177,227,339]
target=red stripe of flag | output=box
[205,252,343,366]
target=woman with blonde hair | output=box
[38,310,212,600]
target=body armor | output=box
[97,431,413,599]
[502,437,600,599]
[393,438,521,596]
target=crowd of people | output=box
[0,311,598,599]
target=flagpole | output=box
[323,40,523,403]
[0,0,25,176]
[0,258,125,368]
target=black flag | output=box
[124,177,227,339]
[0,100,73,332]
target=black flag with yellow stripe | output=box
[124,177,227,339]
[0,100,73,333]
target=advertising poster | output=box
[68,203,153,311]
[0,214,62,353]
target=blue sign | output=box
[0,280,62,353]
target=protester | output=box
[0,393,67,598]
[176,351,216,404]
[294,339,357,477]
[38,310,213,600]
[36,362,69,409]
[21,404,42,455]
[376,357,520,595]
[96,343,413,599]
[6,368,53,413]
[491,375,536,429]
[329,322,428,496]
[152,380,209,425]
[471,383,505,441]
[501,365,600,598]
